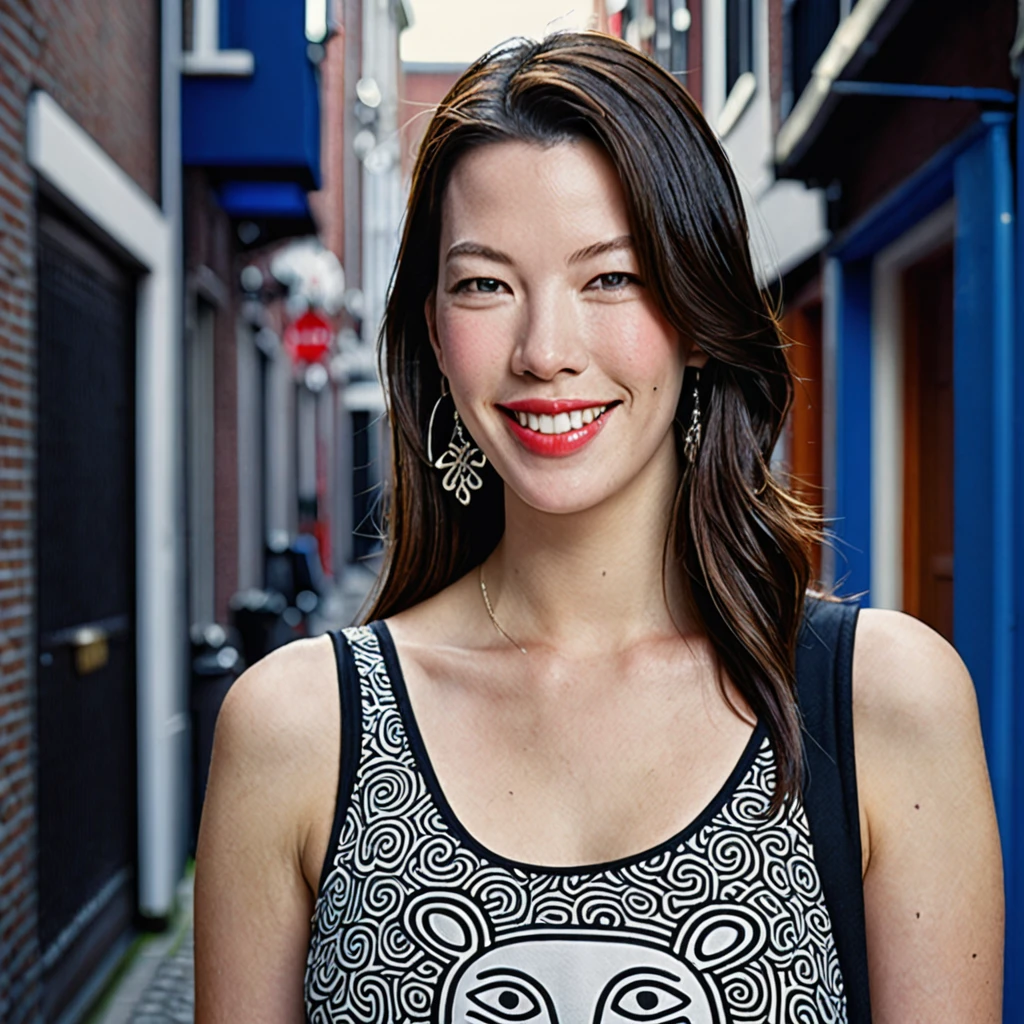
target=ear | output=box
[673,904,766,971]
[424,291,446,377]
[685,343,709,371]
[403,890,492,962]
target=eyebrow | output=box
[445,234,635,267]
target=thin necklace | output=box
[478,565,528,655]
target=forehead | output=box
[440,139,632,252]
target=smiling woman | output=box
[194,30,1003,1024]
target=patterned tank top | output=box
[304,598,871,1023]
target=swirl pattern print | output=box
[304,627,847,1023]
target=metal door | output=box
[34,212,138,1021]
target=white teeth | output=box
[513,404,610,435]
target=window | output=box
[653,0,691,74]
[781,0,858,118]
[726,0,754,96]
[183,0,254,76]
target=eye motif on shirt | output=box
[403,891,768,1024]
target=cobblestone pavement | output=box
[124,930,195,1024]
[87,875,195,1024]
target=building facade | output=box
[607,1,1022,1014]
[0,0,334,1018]
[0,1,185,1020]
[773,0,1023,1015]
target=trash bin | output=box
[190,625,242,853]
[265,530,325,621]
[229,588,291,668]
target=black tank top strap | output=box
[795,595,872,1023]
[315,628,364,900]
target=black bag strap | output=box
[795,596,872,1022]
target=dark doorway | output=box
[34,211,138,1020]
[902,244,955,642]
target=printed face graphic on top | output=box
[403,891,768,1024]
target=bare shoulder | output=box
[851,607,981,749]
[850,609,1003,1021]
[215,632,339,780]
[194,633,341,1023]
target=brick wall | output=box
[811,0,1017,228]
[0,2,160,1020]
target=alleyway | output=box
[84,566,376,1024]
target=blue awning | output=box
[182,0,321,188]
[217,181,311,219]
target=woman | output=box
[195,32,1003,1023]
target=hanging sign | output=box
[284,309,332,364]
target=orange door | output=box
[901,246,955,641]
[783,301,824,581]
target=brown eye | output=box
[590,273,638,291]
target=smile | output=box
[513,404,608,434]
[497,400,619,457]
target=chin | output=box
[498,466,624,517]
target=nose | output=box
[509,290,589,381]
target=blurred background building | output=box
[0,0,1022,1020]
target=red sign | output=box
[284,310,332,364]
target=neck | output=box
[481,443,699,657]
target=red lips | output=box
[499,401,618,457]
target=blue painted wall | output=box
[952,117,1015,827]
[831,111,1020,1020]
[831,258,873,600]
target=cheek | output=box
[596,306,684,397]
[435,307,511,389]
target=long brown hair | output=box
[366,31,823,806]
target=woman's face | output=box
[427,138,704,516]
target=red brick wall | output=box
[0,2,160,1019]
[34,0,161,201]
[309,24,346,266]
[399,67,465,182]
[822,0,1016,228]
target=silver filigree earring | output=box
[683,368,702,463]
[426,377,487,506]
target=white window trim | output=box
[716,69,757,136]
[183,0,254,77]
[869,199,956,610]
[776,0,894,165]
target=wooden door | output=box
[902,245,955,641]
[783,300,824,581]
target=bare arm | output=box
[854,608,1004,1023]
[194,635,339,1024]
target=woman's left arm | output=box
[854,608,1004,1023]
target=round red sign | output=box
[284,310,332,364]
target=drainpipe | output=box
[137,0,186,920]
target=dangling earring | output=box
[683,368,702,464]
[426,377,487,506]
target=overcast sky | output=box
[401,1,595,64]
